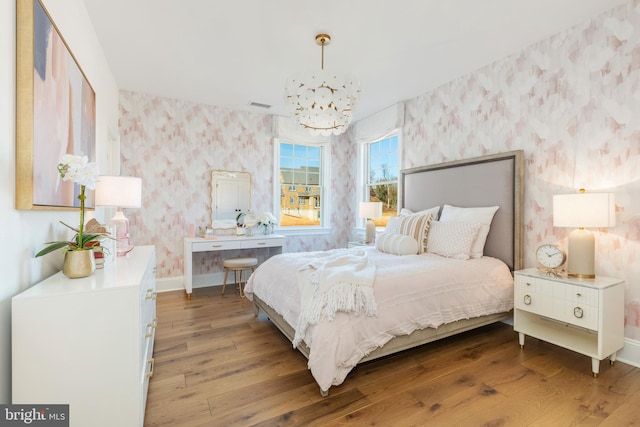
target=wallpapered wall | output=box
[119,1,639,339]
[403,1,640,339]
[118,93,356,280]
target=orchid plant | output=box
[257,212,278,227]
[35,154,107,257]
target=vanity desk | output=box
[183,234,285,297]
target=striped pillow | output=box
[375,233,420,255]
[396,213,432,253]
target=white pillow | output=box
[400,205,440,220]
[384,216,400,234]
[376,233,420,255]
[426,221,482,260]
[395,212,432,254]
[438,204,499,259]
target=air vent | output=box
[249,101,271,109]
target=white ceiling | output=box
[82,0,627,122]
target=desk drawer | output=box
[241,238,285,249]
[192,240,242,252]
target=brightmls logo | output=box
[0,405,68,427]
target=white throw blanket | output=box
[293,249,377,347]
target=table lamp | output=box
[95,176,142,256]
[359,202,383,244]
[553,189,615,278]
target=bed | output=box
[245,150,524,396]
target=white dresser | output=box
[514,268,625,377]
[12,246,156,427]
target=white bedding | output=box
[244,247,514,393]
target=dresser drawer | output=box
[192,240,242,252]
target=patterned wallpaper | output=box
[118,93,356,281]
[403,1,640,339]
[119,0,639,339]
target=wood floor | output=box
[144,286,640,426]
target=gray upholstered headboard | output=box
[400,150,524,271]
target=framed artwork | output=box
[16,0,96,210]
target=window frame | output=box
[273,138,331,235]
[359,130,402,230]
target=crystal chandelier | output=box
[284,34,360,136]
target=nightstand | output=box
[514,268,625,377]
[348,241,372,248]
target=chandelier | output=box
[284,34,360,136]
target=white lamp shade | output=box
[95,176,142,208]
[359,202,383,219]
[553,191,615,278]
[553,192,615,228]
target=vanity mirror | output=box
[211,170,251,223]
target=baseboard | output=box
[617,338,640,368]
[156,274,223,293]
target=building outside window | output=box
[365,134,399,227]
[277,141,326,227]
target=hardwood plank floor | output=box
[144,286,640,426]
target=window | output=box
[276,141,328,228]
[364,134,399,227]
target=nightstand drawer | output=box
[552,283,598,330]
[561,284,598,306]
[516,274,599,330]
[514,275,553,317]
[553,299,598,330]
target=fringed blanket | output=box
[293,249,377,347]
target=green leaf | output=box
[35,241,73,257]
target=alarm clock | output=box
[535,244,566,270]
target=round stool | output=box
[222,257,258,297]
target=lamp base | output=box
[110,210,135,257]
[365,219,376,244]
[567,228,595,278]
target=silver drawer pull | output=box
[257,242,267,245]
[574,307,584,318]
[211,244,223,248]
[524,295,531,305]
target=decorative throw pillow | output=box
[438,204,499,259]
[399,205,441,220]
[426,221,482,260]
[396,212,432,254]
[375,233,420,255]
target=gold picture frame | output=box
[16,0,96,210]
